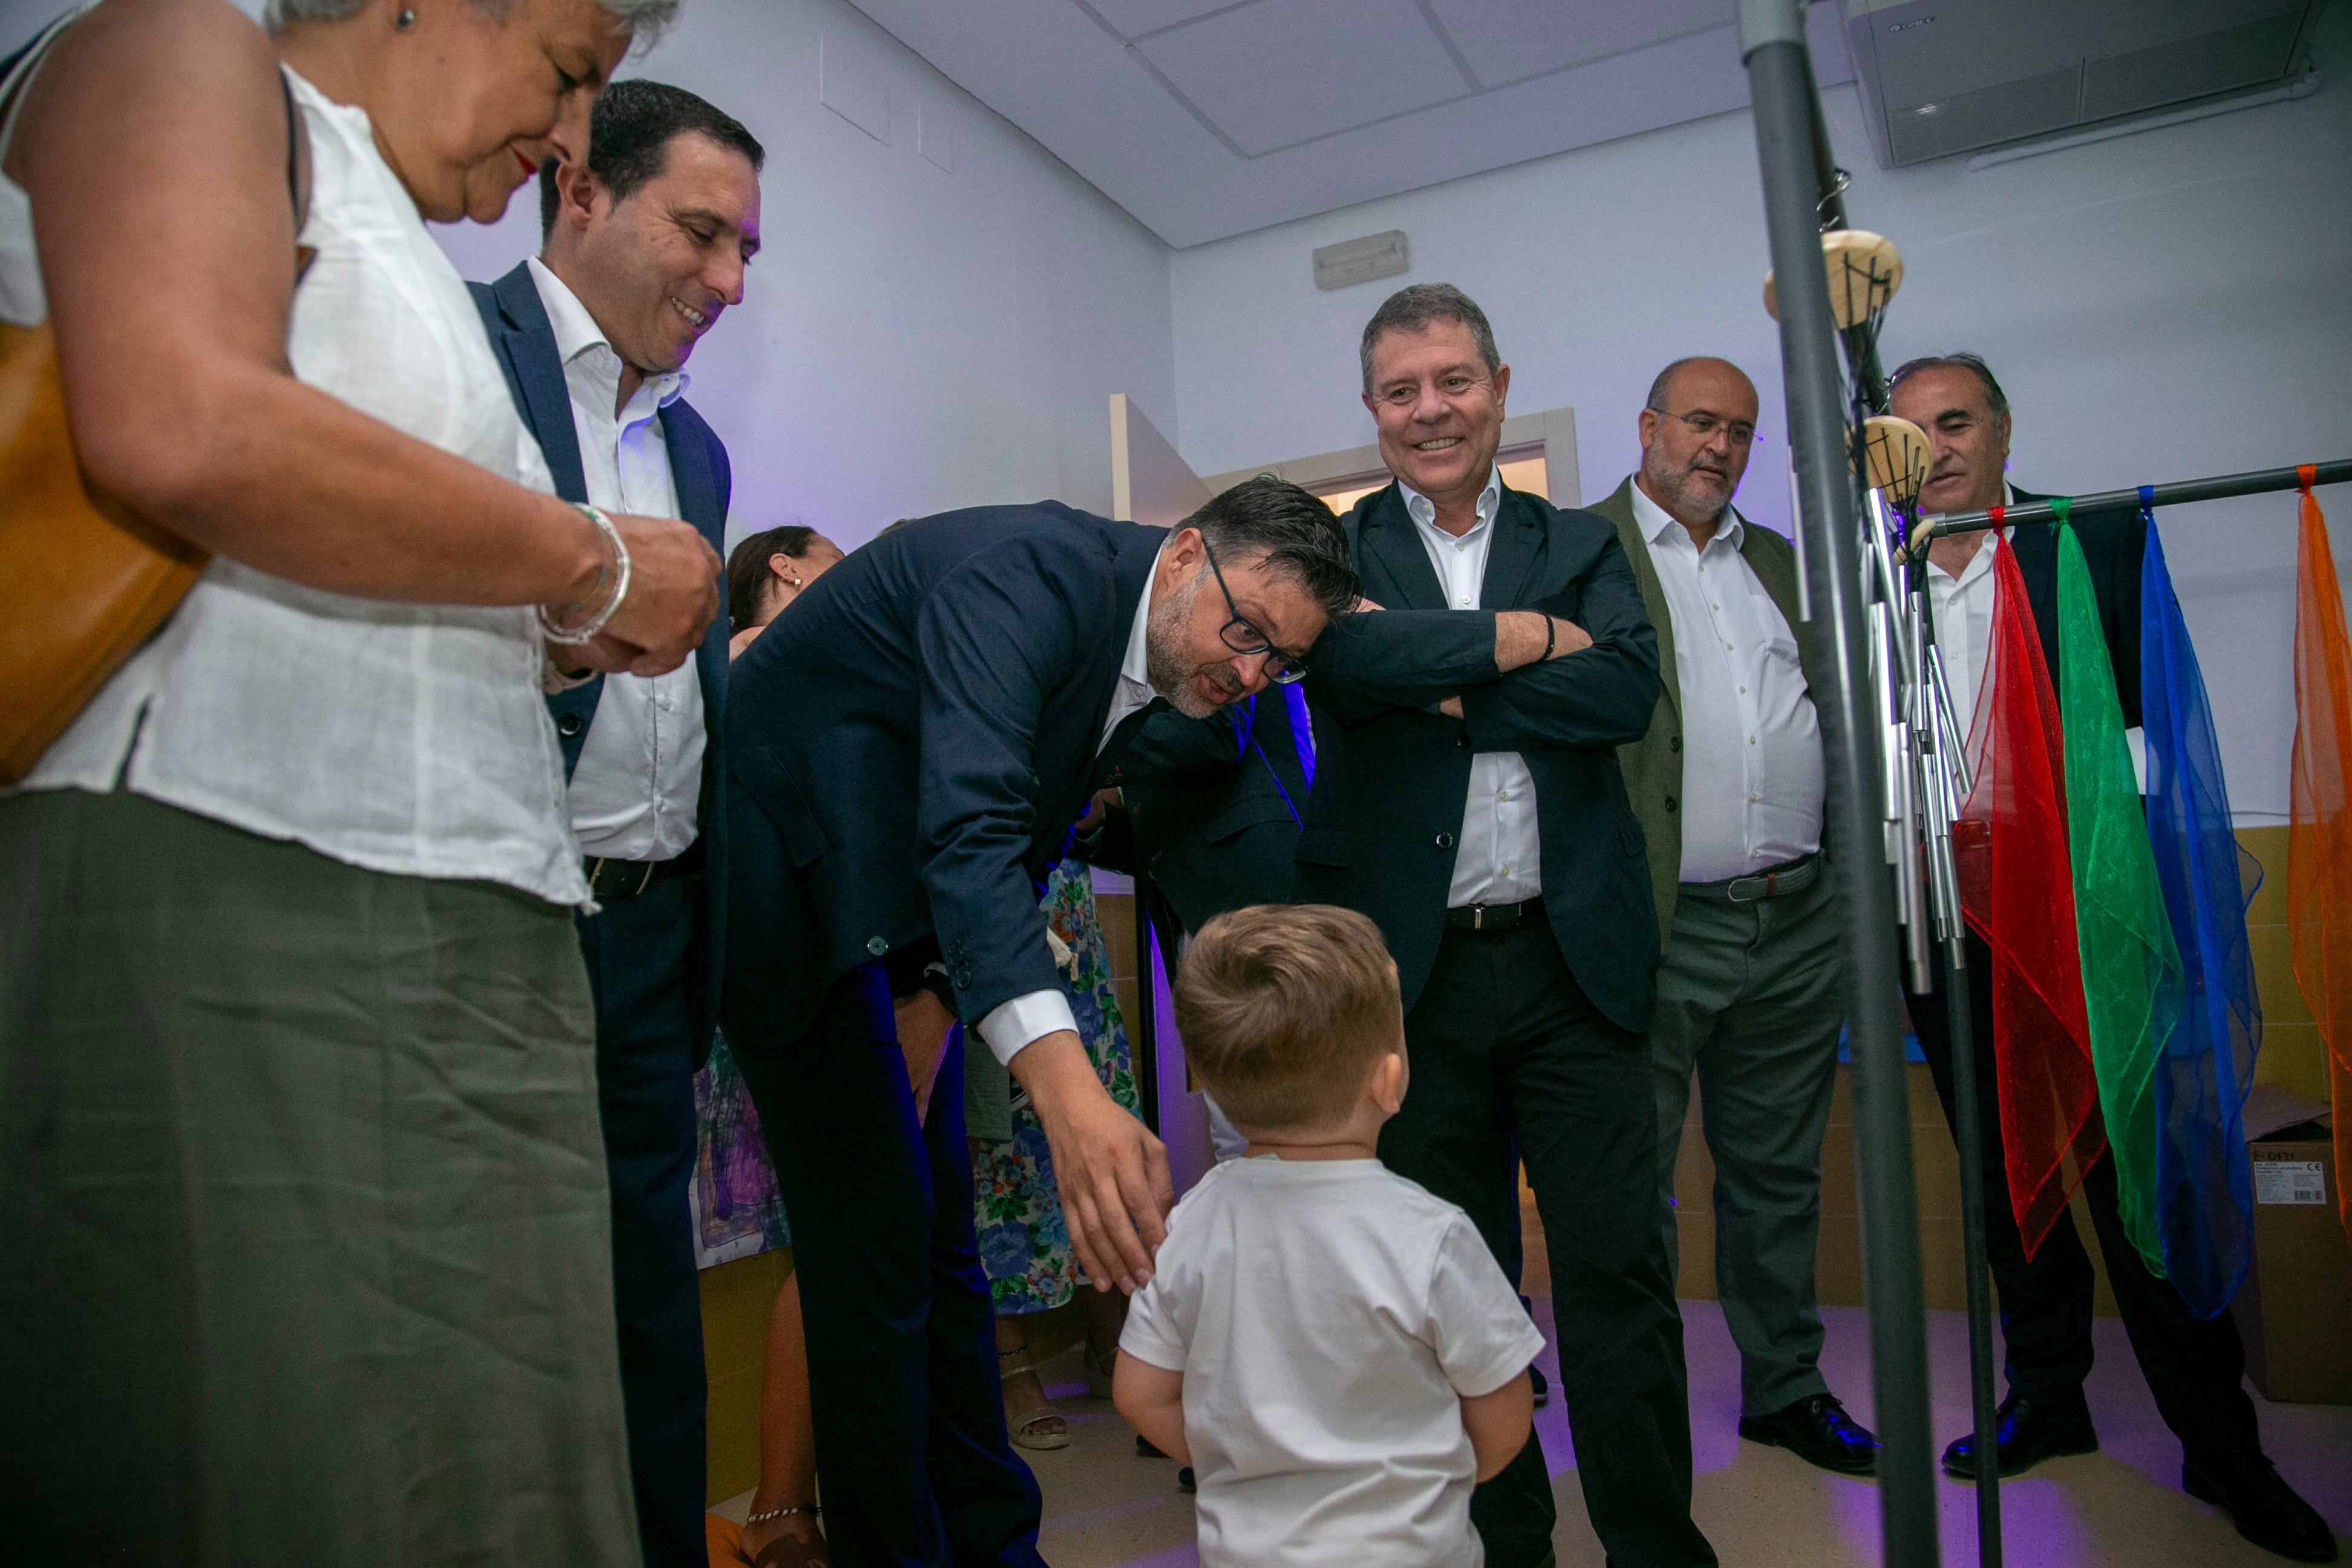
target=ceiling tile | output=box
[1136,0,1469,155]
[1425,0,1735,88]
[1085,0,1245,40]
[849,0,1853,247]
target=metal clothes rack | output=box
[1922,460,2352,538]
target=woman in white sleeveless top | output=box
[0,2,716,1562]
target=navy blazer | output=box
[1299,482,1662,1033]
[2000,485,2145,728]
[1095,691,1310,935]
[468,262,733,1060]
[722,504,1166,1053]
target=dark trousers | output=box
[1381,911,1716,1568]
[576,874,710,1568]
[733,965,1045,1568]
[1904,931,2260,1457]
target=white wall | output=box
[427,0,1177,554]
[1168,7,2352,825]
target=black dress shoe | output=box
[1177,1466,1196,1494]
[1135,1435,1168,1459]
[1529,1364,1549,1407]
[1941,1393,2097,1478]
[2184,1448,2339,1562]
[1738,1393,1881,1475]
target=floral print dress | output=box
[972,862,1142,1313]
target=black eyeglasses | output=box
[1200,537,1309,685]
[1650,407,1757,447]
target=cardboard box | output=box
[2233,1092,2352,1405]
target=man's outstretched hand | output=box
[1012,1030,1173,1293]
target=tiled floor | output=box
[719,1298,2352,1566]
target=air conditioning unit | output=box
[1844,0,2325,167]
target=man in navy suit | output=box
[1299,285,1712,1567]
[1893,355,2334,1563]
[724,480,1357,1566]
[470,80,762,1568]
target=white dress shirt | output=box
[21,70,590,907]
[1402,469,1541,907]
[529,259,705,863]
[1628,482,1823,882]
[976,546,1165,1067]
[1097,549,1161,752]
[1925,491,2010,744]
[1929,485,2144,786]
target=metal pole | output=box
[1740,5,1939,1563]
[1904,560,2004,1566]
[1941,950,2003,1564]
[1924,459,2352,536]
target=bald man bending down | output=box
[1596,358,1881,1477]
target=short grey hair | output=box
[266,0,680,48]
[1889,352,2010,417]
[1359,283,1500,394]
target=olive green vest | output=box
[1592,475,1831,936]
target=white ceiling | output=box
[845,0,1856,247]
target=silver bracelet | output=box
[743,1503,821,1524]
[539,504,630,645]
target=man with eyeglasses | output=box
[1593,357,1878,1479]
[720,477,1354,1567]
[1298,284,1710,1568]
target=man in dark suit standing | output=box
[724,480,1357,1567]
[1596,358,1879,1477]
[1892,354,2333,1563]
[470,81,762,1568]
[1300,284,1714,1567]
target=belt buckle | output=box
[585,857,658,898]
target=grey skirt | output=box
[0,789,640,1566]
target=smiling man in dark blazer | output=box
[468,80,759,1568]
[724,480,1356,1567]
[1892,354,2334,1563]
[1300,284,1711,1568]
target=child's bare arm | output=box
[1112,1350,1191,1466]
[1460,1372,1534,1481]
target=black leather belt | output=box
[1445,897,1538,932]
[584,844,701,901]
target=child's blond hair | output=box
[1172,904,1402,1131]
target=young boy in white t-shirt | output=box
[1114,904,1543,1568]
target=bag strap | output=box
[280,67,307,232]
[0,5,90,166]
[1,8,302,229]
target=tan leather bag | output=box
[0,13,299,783]
[0,319,208,782]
